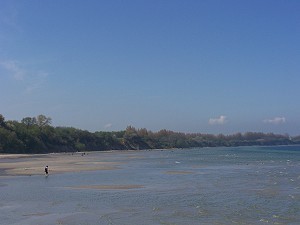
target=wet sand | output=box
[66,184,144,190]
[0,152,122,176]
[165,170,193,175]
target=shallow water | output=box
[0,146,300,225]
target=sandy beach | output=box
[0,152,122,176]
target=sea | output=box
[0,146,299,225]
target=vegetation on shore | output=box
[0,114,299,154]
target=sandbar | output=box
[165,171,193,175]
[0,152,122,176]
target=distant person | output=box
[45,165,49,176]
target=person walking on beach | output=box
[44,165,49,176]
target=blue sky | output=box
[1,0,299,135]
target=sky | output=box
[0,0,299,135]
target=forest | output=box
[0,114,299,154]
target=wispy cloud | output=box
[0,60,25,80]
[1,60,48,94]
[104,123,113,129]
[263,117,286,125]
[209,115,228,125]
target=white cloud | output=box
[1,60,48,94]
[263,117,286,125]
[0,60,25,80]
[104,123,112,129]
[209,115,228,125]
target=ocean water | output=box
[0,146,299,225]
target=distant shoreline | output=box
[1,115,298,154]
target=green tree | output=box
[21,117,37,128]
[0,127,25,153]
[36,115,52,128]
[0,114,5,126]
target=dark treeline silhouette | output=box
[0,114,299,154]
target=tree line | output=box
[0,114,299,154]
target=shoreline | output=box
[1,145,299,176]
